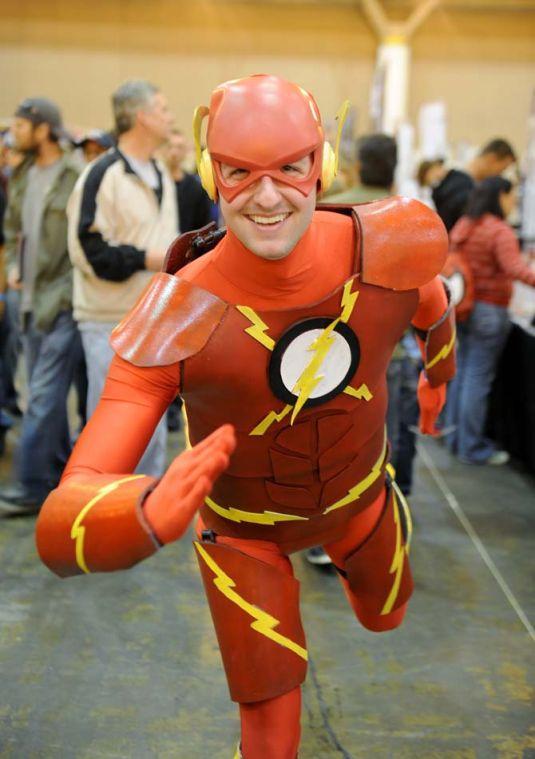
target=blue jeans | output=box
[387,354,420,495]
[445,301,510,463]
[17,311,80,495]
[79,321,168,478]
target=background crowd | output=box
[0,78,533,525]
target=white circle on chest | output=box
[279,328,353,399]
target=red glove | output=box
[417,372,446,436]
[144,424,236,544]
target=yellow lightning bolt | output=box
[194,542,308,660]
[340,280,359,323]
[204,495,308,525]
[343,383,373,401]
[425,326,456,370]
[381,493,406,615]
[250,404,293,436]
[323,433,387,514]
[290,280,360,423]
[244,280,360,432]
[291,319,339,424]
[71,475,146,573]
[204,435,389,525]
[236,305,275,351]
[390,478,413,553]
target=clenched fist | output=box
[417,372,446,436]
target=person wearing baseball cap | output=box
[13,97,68,143]
[75,129,115,164]
[0,96,81,514]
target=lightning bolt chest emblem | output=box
[240,281,365,433]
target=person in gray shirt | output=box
[0,98,80,514]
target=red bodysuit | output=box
[36,200,454,759]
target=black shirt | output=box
[175,172,213,233]
[432,169,474,232]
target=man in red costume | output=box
[36,75,455,758]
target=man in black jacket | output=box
[418,138,516,232]
[163,128,213,233]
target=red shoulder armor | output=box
[111,273,228,367]
[354,196,448,290]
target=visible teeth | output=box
[249,213,288,225]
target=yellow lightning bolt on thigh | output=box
[291,318,339,424]
[195,543,308,660]
[71,475,145,574]
[381,494,405,615]
[236,306,275,351]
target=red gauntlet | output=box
[36,474,159,577]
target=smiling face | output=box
[218,155,316,260]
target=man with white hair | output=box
[68,80,178,476]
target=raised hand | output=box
[417,371,446,436]
[143,424,236,544]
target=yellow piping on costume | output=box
[236,306,275,351]
[381,493,405,615]
[71,475,146,574]
[425,326,456,370]
[195,542,308,661]
[323,434,387,515]
[391,479,413,552]
[204,496,308,525]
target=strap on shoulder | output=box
[164,223,227,275]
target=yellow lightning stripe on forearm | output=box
[70,475,146,574]
[343,383,373,401]
[195,542,308,661]
[204,496,308,525]
[425,326,456,370]
[340,280,360,323]
[381,494,405,615]
[250,404,293,436]
[236,305,275,351]
[323,434,387,515]
[291,318,339,424]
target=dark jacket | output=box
[175,172,213,233]
[4,152,80,331]
[432,169,474,232]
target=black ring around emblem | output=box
[269,317,360,408]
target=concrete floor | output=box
[0,425,534,759]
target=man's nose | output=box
[253,175,283,207]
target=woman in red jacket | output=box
[445,176,535,464]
